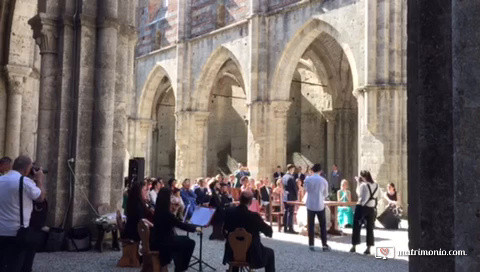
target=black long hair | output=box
[388,183,397,192]
[126,180,146,217]
[360,170,374,183]
[154,187,172,213]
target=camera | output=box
[30,166,48,176]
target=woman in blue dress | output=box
[337,179,354,228]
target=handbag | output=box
[66,226,91,251]
[16,176,36,247]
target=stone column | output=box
[175,111,209,181]
[357,85,407,204]
[408,0,480,270]
[4,65,31,158]
[361,0,407,208]
[268,101,291,170]
[247,101,268,179]
[133,118,155,175]
[29,14,58,169]
[91,1,118,212]
[323,111,336,176]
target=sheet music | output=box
[190,206,216,227]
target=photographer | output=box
[0,155,46,272]
[350,170,378,255]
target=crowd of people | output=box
[0,153,403,272]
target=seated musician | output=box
[124,180,154,241]
[223,191,275,272]
[151,188,198,272]
[209,181,233,240]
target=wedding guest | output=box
[171,187,185,220]
[282,164,298,233]
[304,163,330,251]
[180,179,197,220]
[240,176,251,192]
[0,156,12,176]
[337,179,353,228]
[149,179,163,205]
[234,163,250,188]
[273,165,283,182]
[272,178,283,203]
[330,164,342,197]
[384,183,401,208]
[260,179,273,220]
[194,178,210,205]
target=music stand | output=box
[188,206,216,272]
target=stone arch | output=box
[274,18,358,187]
[271,18,358,101]
[192,46,248,176]
[193,46,246,112]
[137,64,175,119]
[137,64,176,178]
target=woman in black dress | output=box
[124,180,153,241]
[150,188,197,272]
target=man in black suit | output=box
[260,179,272,220]
[223,191,275,272]
[282,164,298,234]
[272,165,284,182]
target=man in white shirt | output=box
[304,163,330,251]
[0,155,45,272]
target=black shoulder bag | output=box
[16,176,36,247]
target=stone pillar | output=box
[268,101,291,170]
[247,101,268,179]
[175,111,209,181]
[29,14,58,170]
[357,85,407,207]
[362,0,407,209]
[133,118,155,175]
[4,65,31,158]
[91,1,118,212]
[111,15,134,211]
[408,0,480,270]
[246,8,269,178]
[323,111,336,176]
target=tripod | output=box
[189,227,216,272]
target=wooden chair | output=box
[270,192,284,232]
[228,228,253,272]
[117,211,140,267]
[137,219,168,272]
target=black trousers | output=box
[231,246,275,272]
[307,209,327,247]
[21,229,46,272]
[169,236,196,272]
[0,236,26,272]
[283,203,294,231]
[352,205,376,246]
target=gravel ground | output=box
[33,222,408,272]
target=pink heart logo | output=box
[380,248,389,256]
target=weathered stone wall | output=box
[134,0,406,202]
[136,0,178,55]
[26,0,137,227]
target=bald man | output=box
[223,191,275,272]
